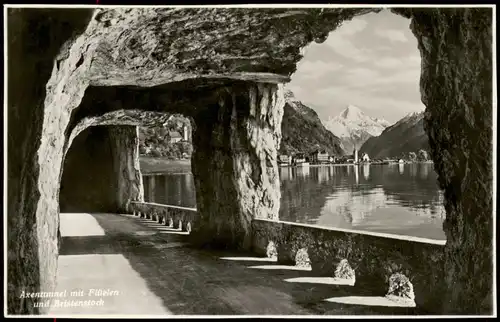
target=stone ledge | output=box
[255,218,446,245]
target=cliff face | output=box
[280,91,344,156]
[7,7,493,315]
[360,111,428,159]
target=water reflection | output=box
[362,164,370,180]
[316,166,329,184]
[296,166,310,177]
[279,167,290,181]
[141,163,446,240]
[142,174,196,208]
[419,162,430,179]
[279,163,445,240]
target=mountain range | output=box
[323,105,391,154]
[360,111,428,159]
[138,90,345,159]
[138,91,429,162]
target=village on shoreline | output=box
[278,148,434,168]
[139,147,434,174]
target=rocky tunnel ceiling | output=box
[65,79,268,141]
[85,7,379,86]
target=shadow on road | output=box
[55,212,426,316]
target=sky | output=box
[287,9,425,124]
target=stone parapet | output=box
[252,219,446,313]
[129,201,197,232]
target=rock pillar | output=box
[109,125,144,212]
[410,9,493,314]
[190,83,285,250]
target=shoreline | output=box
[140,156,434,174]
[279,161,434,168]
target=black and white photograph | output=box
[3,3,497,318]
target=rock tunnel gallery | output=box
[5,5,496,317]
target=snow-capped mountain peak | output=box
[393,110,424,128]
[373,117,391,127]
[323,105,392,153]
[394,111,423,124]
[340,105,365,120]
[404,111,423,120]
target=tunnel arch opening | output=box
[57,78,274,214]
[60,124,126,213]
[280,9,447,243]
[139,114,196,207]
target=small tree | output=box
[418,149,429,161]
[408,152,417,162]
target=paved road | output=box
[48,212,420,316]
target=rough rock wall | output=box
[397,8,493,314]
[6,8,94,314]
[33,13,103,315]
[59,126,120,212]
[190,83,285,250]
[109,126,145,211]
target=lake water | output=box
[142,163,446,241]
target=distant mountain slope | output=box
[324,105,391,154]
[360,111,429,159]
[279,90,344,156]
